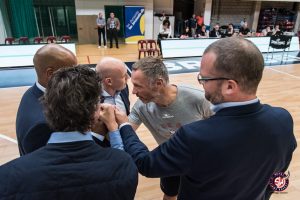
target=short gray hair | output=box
[132,57,169,85]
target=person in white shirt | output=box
[158,17,172,50]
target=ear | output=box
[46,67,54,81]
[223,80,238,96]
[105,77,112,86]
[155,78,164,88]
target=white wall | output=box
[75,0,154,39]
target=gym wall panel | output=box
[75,0,153,40]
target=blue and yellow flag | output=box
[124,6,145,43]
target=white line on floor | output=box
[0,134,17,144]
[266,67,300,80]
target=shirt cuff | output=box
[119,122,131,129]
[108,129,124,150]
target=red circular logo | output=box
[269,172,290,192]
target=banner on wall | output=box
[124,6,145,43]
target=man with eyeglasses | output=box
[126,57,212,200]
[101,37,296,199]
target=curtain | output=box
[0,0,13,43]
[0,8,7,43]
[8,0,38,38]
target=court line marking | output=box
[0,134,17,144]
[287,55,300,60]
[266,66,300,80]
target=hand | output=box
[99,103,118,131]
[115,108,128,125]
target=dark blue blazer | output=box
[119,85,130,115]
[0,141,138,200]
[16,84,130,155]
[16,84,51,155]
[120,102,297,200]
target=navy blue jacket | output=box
[16,84,130,155]
[0,141,138,200]
[119,84,130,116]
[120,102,296,200]
[16,84,50,155]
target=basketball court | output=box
[0,44,299,199]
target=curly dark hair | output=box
[42,65,102,133]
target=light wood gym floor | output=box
[0,43,299,200]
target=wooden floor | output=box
[0,44,299,199]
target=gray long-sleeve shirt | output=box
[97,18,106,28]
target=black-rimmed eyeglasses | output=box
[197,74,238,85]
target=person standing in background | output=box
[196,13,204,27]
[189,14,197,37]
[96,12,107,48]
[107,12,120,49]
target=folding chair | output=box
[5,37,15,45]
[61,35,71,43]
[267,35,292,61]
[146,39,160,56]
[33,37,43,44]
[138,40,148,59]
[46,36,57,43]
[19,37,29,44]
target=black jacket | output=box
[0,141,138,200]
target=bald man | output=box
[92,57,130,147]
[95,57,130,115]
[16,44,77,156]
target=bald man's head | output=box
[96,57,128,95]
[33,44,77,87]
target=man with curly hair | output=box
[1,66,138,200]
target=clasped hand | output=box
[95,103,128,132]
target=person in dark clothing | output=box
[101,37,297,200]
[225,23,234,37]
[189,14,197,37]
[273,24,283,36]
[0,66,138,200]
[15,44,77,156]
[209,23,222,38]
[196,25,208,38]
[180,27,191,39]
[107,12,120,48]
[239,22,251,36]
